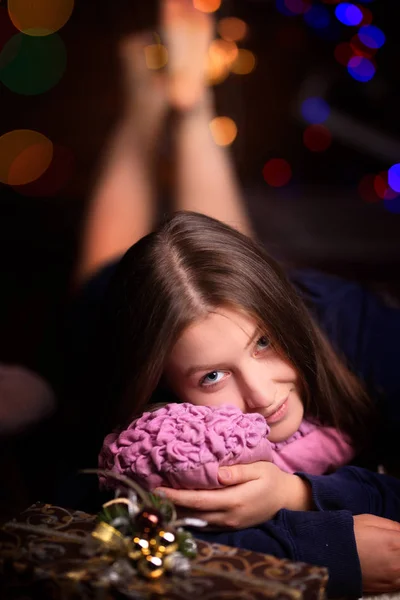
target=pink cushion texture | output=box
[99,403,273,491]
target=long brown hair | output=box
[97,211,374,450]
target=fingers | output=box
[155,485,239,512]
[218,462,264,486]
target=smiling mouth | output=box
[265,396,289,424]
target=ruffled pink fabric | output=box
[99,403,273,491]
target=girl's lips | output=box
[266,398,288,424]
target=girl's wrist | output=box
[280,472,314,512]
[173,88,215,123]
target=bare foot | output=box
[161,0,214,111]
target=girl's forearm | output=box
[74,117,159,289]
[173,91,254,238]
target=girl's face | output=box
[164,307,304,443]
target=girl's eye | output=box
[200,371,225,387]
[256,335,270,351]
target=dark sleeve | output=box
[298,465,400,518]
[290,269,400,466]
[195,510,360,598]
[196,465,400,598]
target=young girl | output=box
[97,210,370,491]
[64,1,400,597]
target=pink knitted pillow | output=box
[99,403,273,491]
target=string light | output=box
[301,97,330,125]
[193,0,221,14]
[209,117,237,146]
[263,159,292,187]
[230,49,256,75]
[335,3,363,27]
[8,0,74,36]
[303,125,332,152]
[347,56,375,82]
[388,164,400,194]
[0,33,67,95]
[0,130,53,186]
[217,17,248,42]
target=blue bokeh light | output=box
[384,196,400,215]
[358,25,386,49]
[388,164,400,193]
[301,97,330,124]
[347,56,375,82]
[275,0,295,17]
[304,5,331,29]
[335,3,363,27]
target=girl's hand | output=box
[354,514,400,593]
[156,461,313,529]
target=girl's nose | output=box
[242,378,276,412]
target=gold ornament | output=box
[156,530,178,555]
[138,554,165,579]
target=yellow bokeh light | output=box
[8,0,74,37]
[230,49,256,75]
[193,0,221,14]
[217,17,248,42]
[214,39,239,65]
[144,44,168,70]
[205,39,238,85]
[209,117,238,146]
[0,130,53,185]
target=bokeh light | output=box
[358,174,381,204]
[206,40,238,85]
[230,49,256,75]
[0,33,67,95]
[209,117,237,146]
[358,25,386,49]
[11,144,74,197]
[335,3,363,26]
[388,164,400,194]
[303,124,332,152]
[347,55,375,82]
[384,196,400,215]
[284,0,312,15]
[217,17,248,42]
[301,97,330,124]
[358,6,373,26]
[350,34,378,59]
[304,5,331,30]
[334,41,354,66]
[8,0,74,37]
[0,130,53,186]
[374,172,398,200]
[275,0,297,17]
[193,0,221,13]
[263,159,292,187]
[144,43,168,70]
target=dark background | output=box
[0,0,399,512]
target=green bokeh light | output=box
[0,32,67,95]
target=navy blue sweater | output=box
[63,266,400,598]
[195,466,400,597]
